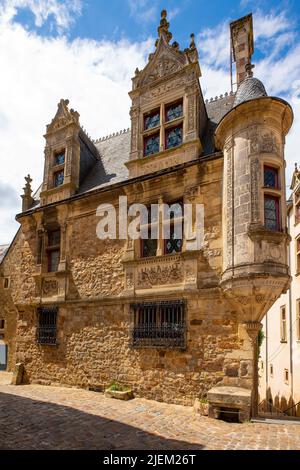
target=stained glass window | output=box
[144,110,160,130]
[166,126,183,149]
[166,101,183,122]
[55,151,65,166]
[54,170,64,187]
[165,223,183,254]
[264,196,280,231]
[144,133,160,156]
[264,166,278,188]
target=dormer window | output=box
[144,109,160,130]
[166,100,183,122]
[143,98,184,157]
[165,125,183,149]
[54,151,65,166]
[144,133,160,157]
[54,170,64,187]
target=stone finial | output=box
[245,62,255,78]
[190,33,196,49]
[295,162,298,172]
[172,41,179,51]
[157,9,172,43]
[21,174,34,212]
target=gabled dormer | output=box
[127,10,206,178]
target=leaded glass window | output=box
[55,151,65,166]
[48,230,60,247]
[264,196,280,231]
[166,101,183,122]
[165,224,183,254]
[48,250,60,272]
[47,229,61,272]
[166,126,183,149]
[54,170,64,187]
[264,166,278,188]
[144,133,160,157]
[144,110,160,130]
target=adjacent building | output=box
[259,166,300,417]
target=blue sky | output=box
[0,0,300,243]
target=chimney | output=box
[230,13,254,86]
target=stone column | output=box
[244,321,262,417]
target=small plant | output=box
[199,397,208,404]
[108,380,130,392]
[258,330,265,358]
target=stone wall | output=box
[14,294,250,405]
[3,157,254,405]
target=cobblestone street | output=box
[0,382,300,450]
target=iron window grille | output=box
[36,307,58,345]
[131,300,186,349]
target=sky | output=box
[0,0,300,243]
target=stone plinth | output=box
[207,386,251,422]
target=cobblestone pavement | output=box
[0,382,300,450]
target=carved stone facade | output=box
[0,12,294,418]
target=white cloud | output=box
[0,12,150,243]
[0,0,82,32]
[199,8,300,190]
[0,5,299,244]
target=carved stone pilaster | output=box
[244,321,262,418]
[250,157,260,223]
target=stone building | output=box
[0,12,294,420]
[259,166,300,417]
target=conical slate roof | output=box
[233,65,267,107]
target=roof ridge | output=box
[205,91,235,104]
[93,128,130,144]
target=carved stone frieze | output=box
[137,262,183,288]
[42,278,58,296]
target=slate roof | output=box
[29,93,237,207]
[233,76,267,107]
[78,130,130,194]
[0,244,9,263]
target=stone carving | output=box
[142,57,182,85]
[261,132,279,154]
[42,279,58,296]
[185,265,196,283]
[226,149,233,267]
[250,158,260,223]
[184,186,199,202]
[249,129,280,155]
[137,262,183,288]
[187,94,197,132]
[141,75,186,104]
[126,272,134,289]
